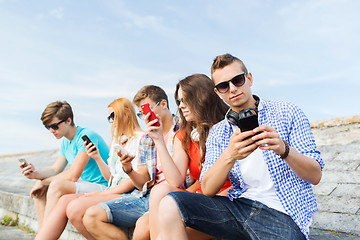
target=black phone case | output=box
[238,114,259,132]
[82,135,92,144]
[82,135,96,152]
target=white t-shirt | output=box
[238,148,286,214]
[108,131,144,187]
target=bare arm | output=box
[119,150,151,190]
[84,142,111,181]
[20,155,67,180]
[185,180,200,193]
[153,137,188,187]
[253,125,322,185]
[145,114,188,187]
[41,151,90,185]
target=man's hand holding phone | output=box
[224,129,259,162]
[19,158,37,179]
[141,103,160,127]
[252,125,286,156]
[141,103,164,142]
[82,135,101,160]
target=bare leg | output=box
[157,195,188,240]
[34,194,47,227]
[83,205,129,240]
[43,179,76,222]
[133,213,150,240]
[35,194,82,240]
[187,227,215,240]
[149,184,184,239]
[67,193,122,240]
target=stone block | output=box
[330,183,360,198]
[321,171,360,184]
[313,182,337,196]
[316,195,360,214]
[324,160,360,171]
[312,212,360,235]
[334,151,360,162]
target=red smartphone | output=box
[141,103,160,126]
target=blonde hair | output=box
[108,98,141,143]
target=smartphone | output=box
[19,158,29,167]
[141,103,160,127]
[113,144,130,156]
[82,135,97,152]
[238,114,259,132]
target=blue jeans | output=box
[168,192,306,240]
[99,190,149,227]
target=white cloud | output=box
[49,7,64,20]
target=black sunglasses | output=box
[107,112,115,122]
[214,73,247,93]
[45,119,66,130]
[175,98,184,106]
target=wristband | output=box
[280,140,290,159]
[122,166,133,174]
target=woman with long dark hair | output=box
[133,74,232,240]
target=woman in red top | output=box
[133,74,230,240]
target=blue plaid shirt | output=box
[201,99,324,239]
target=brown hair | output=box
[41,101,74,126]
[211,53,248,75]
[108,98,141,143]
[175,74,228,168]
[132,85,169,109]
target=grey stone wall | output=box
[311,122,360,235]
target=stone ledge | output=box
[312,212,360,235]
[311,116,360,128]
[316,195,360,214]
[0,190,133,239]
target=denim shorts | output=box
[98,190,149,227]
[168,192,306,240]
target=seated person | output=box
[19,101,109,229]
[34,98,145,240]
[157,54,324,240]
[134,74,232,240]
[79,85,180,240]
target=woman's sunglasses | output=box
[214,73,247,93]
[175,98,184,106]
[107,112,115,122]
[45,119,66,130]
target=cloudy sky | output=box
[0,0,359,156]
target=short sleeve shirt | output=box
[60,126,110,186]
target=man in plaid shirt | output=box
[158,54,324,240]
[82,85,179,240]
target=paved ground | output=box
[0,225,34,240]
[1,224,360,240]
